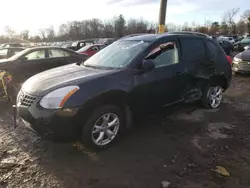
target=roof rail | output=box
[119,33,151,40]
[167,31,210,38]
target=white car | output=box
[220,37,235,44]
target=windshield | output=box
[8,48,30,60]
[241,37,250,43]
[83,40,149,68]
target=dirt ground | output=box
[0,75,250,188]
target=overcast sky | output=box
[0,0,248,35]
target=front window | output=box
[84,40,149,68]
[25,50,46,60]
[146,41,179,68]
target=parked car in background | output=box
[17,32,231,150]
[61,42,72,48]
[0,46,87,83]
[219,37,235,44]
[0,47,25,59]
[232,48,250,74]
[67,40,95,51]
[244,45,250,50]
[95,38,116,45]
[234,37,250,51]
[77,44,105,57]
[0,43,23,49]
[217,38,234,55]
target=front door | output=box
[133,37,188,112]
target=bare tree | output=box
[46,25,55,42]
[39,29,47,41]
[236,20,247,35]
[166,23,177,32]
[223,8,240,34]
[114,14,126,38]
[4,26,15,42]
[20,30,29,40]
[241,9,250,33]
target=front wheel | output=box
[201,85,223,109]
[81,105,125,150]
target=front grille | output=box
[17,91,36,107]
[239,61,250,71]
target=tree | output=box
[210,22,220,35]
[39,29,47,41]
[166,23,177,32]
[114,14,126,38]
[126,18,148,34]
[241,9,250,33]
[4,26,15,42]
[220,21,229,35]
[223,8,240,34]
[46,25,55,42]
[102,21,115,37]
[20,30,29,40]
[236,20,247,35]
[58,24,69,40]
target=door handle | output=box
[176,68,187,76]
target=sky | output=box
[0,0,248,35]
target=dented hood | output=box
[21,64,115,96]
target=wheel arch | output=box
[79,90,133,129]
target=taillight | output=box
[226,55,232,65]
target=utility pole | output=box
[158,0,168,34]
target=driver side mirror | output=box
[141,59,155,71]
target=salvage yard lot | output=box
[0,75,250,188]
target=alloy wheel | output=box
[208,86,223,108]
[92,113,120,146]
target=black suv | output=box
[17,32,232,150]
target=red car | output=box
[77,44,105,57]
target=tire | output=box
[81,105,125,150]
[201,84,223,109]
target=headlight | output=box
[40,86,79,109]
[244,46,249,50]
[233,57,242,64]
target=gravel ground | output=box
[0,75,250,188]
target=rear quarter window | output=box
[180,38,206,61]
[205,40,219,60]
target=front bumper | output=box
[17,92,80,141]
[232,61,250,74]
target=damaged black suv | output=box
[17,32,232,150]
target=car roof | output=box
[122,32,210,42]
[26,46,72,50]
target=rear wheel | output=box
[201,85,223,109]
[81,105,125,150]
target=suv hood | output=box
[22,64,115,96]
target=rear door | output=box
[179,36,209,78]
[48,48,81,66]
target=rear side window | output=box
[205,41,219,60]
[180,38,206,61]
